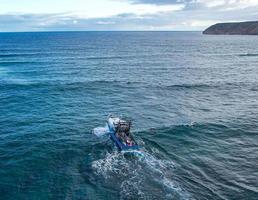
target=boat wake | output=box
[91,150,189,199]
[91,118,189,199]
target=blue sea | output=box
[0,31,258,200]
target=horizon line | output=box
[0,30,203,33]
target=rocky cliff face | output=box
[203,21,258,35]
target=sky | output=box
[0,0,258,31]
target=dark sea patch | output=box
[161,82,255,92]
[0,61,50,65]
[86,55,135,60]
[238,53,258,57]
[137,122,258,200]
[250,85,258,91]
[0,53,44,58]
[0,80,145,92]
[165,83,214,90]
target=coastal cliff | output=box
[203,21,258,35]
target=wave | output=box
[85,54,166,60]
[164,82,256,91]
[1,78,256,95]
[0,53,43,58]
[238,53,258,57]
[86,55,138,60]
[250,86,258,91]
[0,61,45,65]
[0,80,141,90]
[165,83,214,90]
[0,67,10,75]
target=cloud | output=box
[128,0,190,5]
[72,2,185,18]
[196,0,258,10]
[0,0,258,31]
[96,21,116,25]
[129,0,258,10]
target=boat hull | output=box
[107,117,140,151]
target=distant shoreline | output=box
[203,21,258,35]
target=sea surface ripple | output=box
[0,32,258,200]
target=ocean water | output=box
[0,31,258,200]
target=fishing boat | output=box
[107,116,140,151]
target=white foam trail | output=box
[91,150,189,199]
[92,125,109,137]
[92,152,128,179]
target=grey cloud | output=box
[1,4,258,32]
[127,0,202,10]
[128,0,191,5]
[127,0,258,12]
